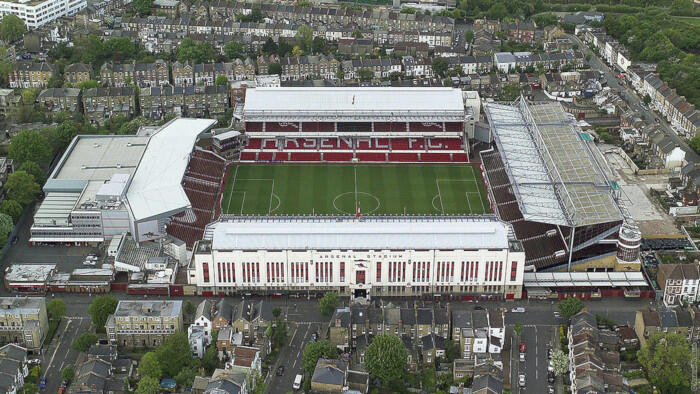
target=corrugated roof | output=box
[211,217,510,250]
[126,118,216,222]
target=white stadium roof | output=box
[242,87,467,122]
[126,118,216,222]
[485,98,622,227]
[210,217,512,251]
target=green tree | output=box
[0,200,23,223]
[51,121,79,152]
[262,38,278,56]
[272,307,281,319]
[302,340,339,376]
[77,80,100,90]
[135,376,161,394]
[486,2,508,19]
[177,38,215,63]
[9,130,52,165]
[133,0,154,16]
[514,322,523,338]
[61,365,75,382]
[312,36,328,54]
[292,45,303,57]
[175,366,198,388]
[138,351,163,380]
[643,94,652,106]
[72,332,98,352]
[432,57,450,78]
[557,297,584,320]
[87,295,118,329]
[444,340,460,362]
[215,75,229,87]
[670,0,693,16]
[47,298,66,321]
[0,213,12,245]
[365,334,408,384]
[18,161,45,184]
[202,344,219,374]
[464,29,474,43]
[19,382,38,394]
[155,332,193,377]
[534,13,558,28]
[319,292,339,317]
[551,349,569,375]
[638,332,691,393]
[357,68,373,81]
[0,15,26,43]
[690,135,700,154]
[184,300,195,316]
[223,41,245,60]
[268,62,282,75]
[4,171,40,206]
[266,320,289,349]
[295,25,313,52]
[47,76,63,89]
[352,29,363,39]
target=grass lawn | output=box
[221,164,490,216]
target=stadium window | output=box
[510,262,517,281]
[376,262,381,282]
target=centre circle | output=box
[333,192,381,215]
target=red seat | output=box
[263,139,277,149]
[258,152,273,161]
[323,152,353,161]
[290,152,321,161]
[240,151,257,160]
[274,152,289,161]
[452,153,468,162]
[421,153,451,162]
[356,153,386,162]
[388,153,419,162]
[246,138,262,149]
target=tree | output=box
[272,307,281,319]
[175,366,197,388]
[514,322,523,338]
[638,332,691,393]
[184,300,195,316]
[47,298,66,321]
[357,68,373,82]
[557,297,584,320]
[551,349,569,375]
[132,0,154,16]
[319,292,339,317]
[155,332,193,377]
[444,340,459,362]
[262,38,278,56]
[268,62,282,75]
[19,382,38,394]
[312,36,328,54]
[643,94,652,106]
[295,25,313,52]
[9,130,52,165]
[87,295,118,329]
[4,171,40,206]
[0,212,12,245]
[18,161,45,184]
[0,200,23,223]
[292,45,303,57]
[432,57,450,78]
[0,15,26,43]
[464,29,474,43]
[138,351,163,380]
[486,2,508,19]
[72,332,98,352]
[690,136,700,154]
[202,343,219,374]
[223,41,245,60]
[135,376,161,394]
[215,75,229,87]
[177,38,215,64]
[266,320,288,349]
[352,29,363,39]
[365,334,408,383]
[534,13,558,28]
[61,365,75,382]
[302,341,339,376]
[77,80,100,90]
[47,76,63,89]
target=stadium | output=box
[28,87,646,300]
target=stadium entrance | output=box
[354,289,367,299]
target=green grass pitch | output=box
[220,164,491,216]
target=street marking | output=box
[43,319,71,379]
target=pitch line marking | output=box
[469,166,488,212]
[225,165,239,213]
[465,192,473,213]
[268,179,275,215]
[354,165,358,210]
[270,194,281,213]
[332,192,380,215]
[435,179,445,215]
[240,191,246,215]
[431,195,442,212]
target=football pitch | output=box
[221,164,491,216]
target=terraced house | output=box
[63,63,93,84]
[101,60,169,87]
[171,61,195,85]
[139,84,229,119]
[193,62,236,86]
[279,55,339,81]
[8,61,54,88]
[0,297,49,352]
[38,88,81,113]
[105,300,183,348]
[82,87,136,125]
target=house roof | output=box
[312,358,346,387]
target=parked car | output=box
[293,374,303,389]
[276,366,285,376]
[511,307,525,313]
[82,260,96,266]
[40,377,47,388]
[27,359,40,365]
[548,371,555,383]
[518,374,526,387]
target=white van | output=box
[293,374,303,390]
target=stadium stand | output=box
[240,137,467,163]
[167,149,226,247]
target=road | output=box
[41,316,91,394]
[567,33,700,163]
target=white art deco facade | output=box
[187,217,526,300]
